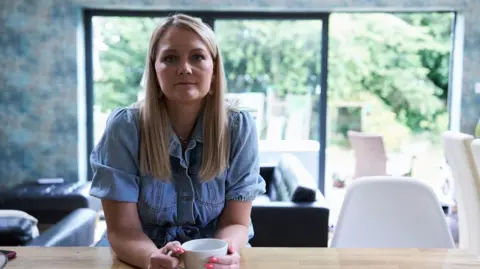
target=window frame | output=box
[83,9,330,194]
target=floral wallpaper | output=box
[0,0,478,190]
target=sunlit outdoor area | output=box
[92,16,325,190]
[325,13,455,227]
[92,12,455,231]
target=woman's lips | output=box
[175,82,196,85]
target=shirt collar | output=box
[168,108,205,151]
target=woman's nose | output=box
[177,60,193,75]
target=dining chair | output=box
[330,176,455,248]
[468,138,480,253]
[471,138,480,174]
[442,131,480,254]
[347,131,415,179]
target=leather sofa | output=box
[0,181,97,247]
[0,208,96,247]
[250,154,330,247]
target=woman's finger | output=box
[163,241,184,255]
[204,262,240,269]
[208,253,241,265]
[149,250,181,269]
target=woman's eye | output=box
[192,54,205,61]
[162,55,176,63]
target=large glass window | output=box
[86,9,457,245]
[325,12,455,228]
[88,12,329,191]
[215,19,324,184]
[216,20,322,141]
[92,16,164,144]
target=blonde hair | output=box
[139,14,229,181]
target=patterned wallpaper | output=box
[0,0,79,190]
[0,0,478,190]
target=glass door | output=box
[86,11,329,194]
[214,18,327,193]
[91,16,164,144]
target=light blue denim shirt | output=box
[89,107,266,247]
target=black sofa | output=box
[0,181,97,247]
[250,154,330,247]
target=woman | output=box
[89,14,266,269]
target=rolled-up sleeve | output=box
[89,108,140,203]
[225,111,266,201]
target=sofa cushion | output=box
[0,210,39,246]
[0,181,91,224]
[268,167,280,201]
[27,208,96,247]
[272,166,290,201]
[277,154,318,202]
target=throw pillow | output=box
[0,210,39,246]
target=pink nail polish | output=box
[204,264,214,269]
[209,257,218,263]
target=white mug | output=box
[181,238,228,269]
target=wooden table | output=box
[3,247,480,268]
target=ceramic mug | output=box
[181,238,228,269]
[0,252,6,269]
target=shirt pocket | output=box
[138,175,177,225]
[192,172,226,222]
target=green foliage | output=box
[93,13,452,138]
[396,12,453,99]
[216,20,322,96]
[329,13,451,134]
[93,16,162,112]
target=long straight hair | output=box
[139,14,229,181]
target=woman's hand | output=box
[147,241,184,269]
[205,244,241,269]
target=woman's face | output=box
[154,26,214,104]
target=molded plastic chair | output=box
[465,138,480,255]
[330,176,455,248]
[442,131,480,254]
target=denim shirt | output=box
[89,107,266,248]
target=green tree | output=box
[93,17,161,112]
[216,20,322,96]
[93,13,452,136]
[396,12,453,100]
[329,13,449,133]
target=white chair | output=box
[472,139,480,171]
[442,131,480,254]
[468,139,480,254]
[330,176,455,248]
